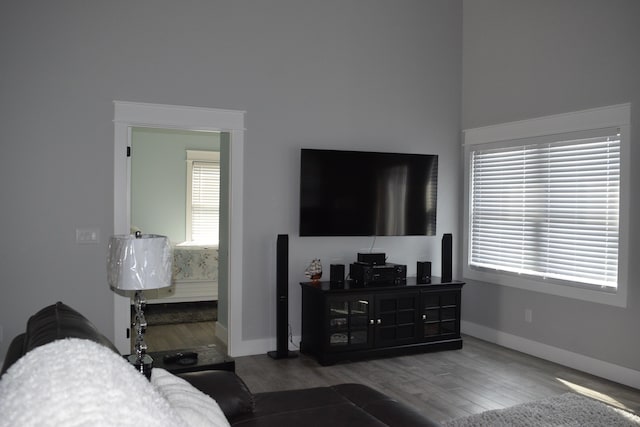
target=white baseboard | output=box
[233,337,273,357]
[215,322,228,346]
[462,320,640,390]
[230,335,301,358]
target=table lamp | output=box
[107,231,172,378]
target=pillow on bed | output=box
[152,368,231,427]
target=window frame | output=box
[185,149,220,247]
[462,104,631,307]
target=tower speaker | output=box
[417,261,431,284]
[441,233,453,283]
[268,234,298,359]
[330,264,345,286]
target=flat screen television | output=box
[299,149,438,236]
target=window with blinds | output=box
[186,150,220,245]
[463,104,630,306]
[468,131,620,289]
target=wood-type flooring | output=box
[145,322,640,423]
[143,321,217,352]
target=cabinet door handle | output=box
[376,319,382,325]
[369,319,374,325]
[422,314,427,320]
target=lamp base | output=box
[126,353,154,379]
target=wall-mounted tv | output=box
[299,149,438,236]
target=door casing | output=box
[113,101,245,356]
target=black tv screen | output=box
[299,149,438,236]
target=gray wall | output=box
[0,1,462,360]
[462,0,640,371]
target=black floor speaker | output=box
[268,234,298,359]
[441,233,453,282]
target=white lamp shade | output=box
[107,234,173,291]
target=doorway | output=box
[130,127,222,352]
[113,101,245,357]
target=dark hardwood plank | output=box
[234,335,640,423]
[143,321,217,352]
[141,322,640,423]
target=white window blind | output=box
[469,130,620,288]
[191,161,220,244]
[186,150,220,246]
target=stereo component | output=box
[441,233,452,283]
[268,234,298,359]
[417,261,431,284]
[357,252,386,265]
[330,264,345,285]
[350,262,407,287]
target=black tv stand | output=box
[299,277,464,365]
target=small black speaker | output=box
[357,252,386,265]
[417,261,431,284]
[330,264,345,285]
[442,233,453,282]
[268,234,298,359]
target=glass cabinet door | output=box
[327,296,372,350]
[374,292,420,347]
[420,290,460,341]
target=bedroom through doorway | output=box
[129,127,225,354]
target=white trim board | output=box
[215,322,229,347]
[113,101,245,357]
[461,320,640,390]
[461,103,631,307]
[463,103,631,146]
[233,335,302,357]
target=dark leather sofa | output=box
[1,302,440,426]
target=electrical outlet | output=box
[76,228,100,244]
[525,308,533,323]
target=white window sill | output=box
[463,266,627,308]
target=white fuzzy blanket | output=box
[0,338,228,427]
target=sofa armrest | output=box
[177,370,255,419]
[332,383,441,427]
[1,333,26,376]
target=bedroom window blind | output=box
[468,129,620,289]
[186,150,220,245]
[191,161,220,244]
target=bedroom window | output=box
[463,104,630,307]
[185,150,220,246]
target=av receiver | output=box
[349,262,407,287]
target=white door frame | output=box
[113,101,245,356]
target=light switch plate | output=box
[76,228,100,244]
